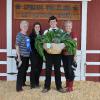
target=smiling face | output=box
[20,21,29,34]
[64,21,72,33]
[34,24,40,34]
[49,19,57,28]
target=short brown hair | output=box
[48,16,57,22]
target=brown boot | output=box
[66,81,73,92]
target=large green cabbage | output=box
[35,29,77,60]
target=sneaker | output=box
[57,88,66,93]
[42,88,50,93]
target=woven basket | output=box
[43,43,65,54]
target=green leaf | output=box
[35,29,77,59]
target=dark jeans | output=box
[62,55,75,81]
[44,52,62,90]
[16,56,29,91]
[30,52,43,87]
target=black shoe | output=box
[22,83,28,86]
[16,88,23,92]
[35,84,40,88]
[57,88,66,93]
[30,85,36,89]
[42,88,50,93]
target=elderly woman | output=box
[15,20,31,92]
[62,20,77,92]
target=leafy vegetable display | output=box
[35,29,77,60]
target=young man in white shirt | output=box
[42,16,65,93]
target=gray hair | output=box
[64,20,73,26]
[20,20,29,29]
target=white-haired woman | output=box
[62,20,77,92]
[16,20,31,92]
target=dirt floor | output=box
[0,81,100,100]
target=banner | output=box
[14,2,80,20]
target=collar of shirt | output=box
[36,32,39,35]
[49,27,58,31]
[43,27,58,35]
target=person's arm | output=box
[73,37,77,41]
[72,31,77,45]
[15,33,22,61]
[71,32,78,61]
[73,37,77,61]
[15,44,21,62]
[43,30,48,35]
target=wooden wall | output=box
[0,0,100,81]
[86,0,100,81]
[0,0,7,80]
